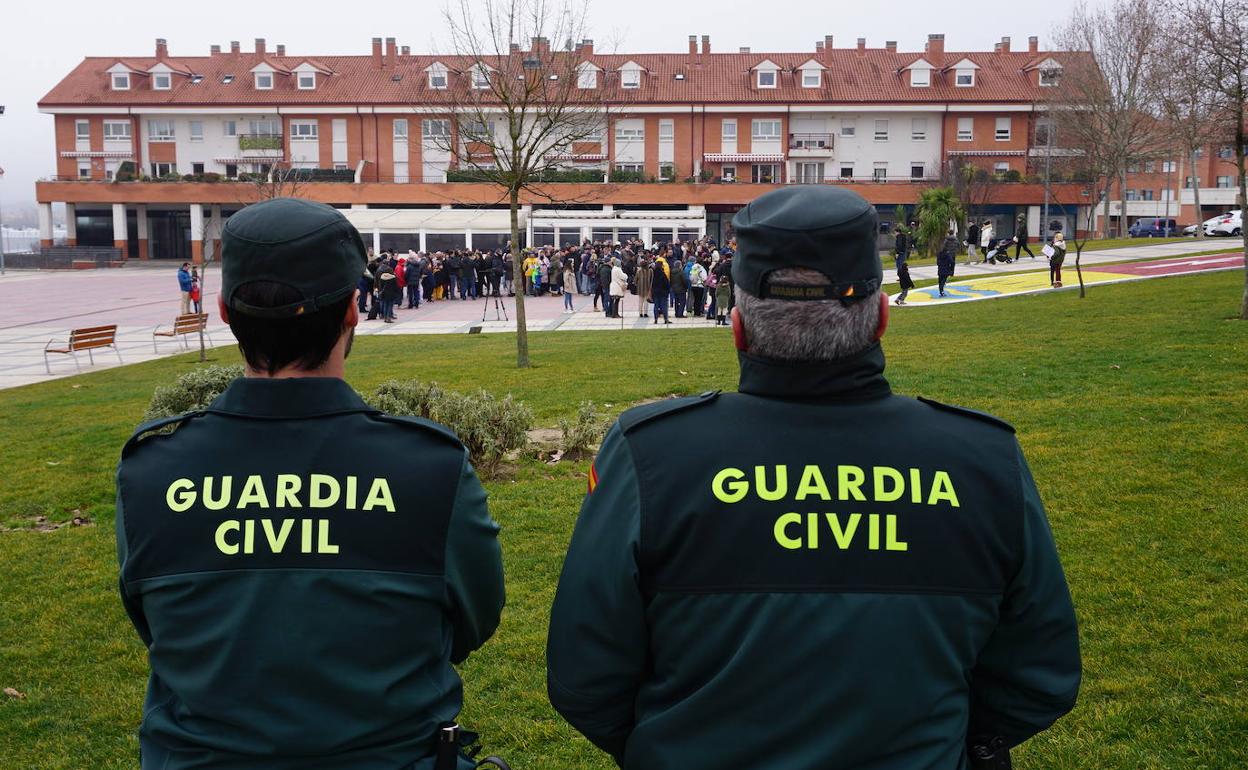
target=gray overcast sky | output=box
[0,0,1080,213]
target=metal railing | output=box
[788,133,835,151]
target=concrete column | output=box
[209,205,223,263]
[351,203,368,210]
[465,228,473,251]
[136,205,149,260]
[38,203,53,248]
[112,203,128,254]
[65,204,78,247]
[581,226,591,243]
[372,227,381,256]
[640,226,653,247]
[522,204,534,248]
[419,229,427,252]
[189,203,204,265]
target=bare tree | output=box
[1049,0,1168,239]
[1179,0,1248,319]
[244,162,309,202]
[939,158,997,263]
[428,0,612,368]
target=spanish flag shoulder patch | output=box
[587,461,599,494]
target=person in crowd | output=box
[609,257,628,318]
[445,251,463,299]
[378,263,400,323]
[356,268,373,314]
[563,260,578,313]
[713,255,733,326]
[1049,232,1067,288]
[405,254,421,309]
[938,229,958,297]
[894,224,914,306]
[652,252,672,325]
[670,258,688,318]
[689,257,708,318]
[965,220,979,266]
[189,267,203,314]
[635,258,653,319]
[1013,225,1037,260]
[177,262,193,315]
[979,220,995,264]
[599,258,615,316]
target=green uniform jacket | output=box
[115,377,504,770]
[547,344,1079,770]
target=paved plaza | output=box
[0,239,1240,390]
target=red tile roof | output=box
[39,48,1086,108]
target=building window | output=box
[995,118,1011,141]
[994,161,1010,174]
[153,73,172,90]
[290,120,318,141]
[802,70,820,88]
[873,162,888,181]
[393,119,408,140]
[956,70,974,87]
[615,125,644,141]
[1127,162,1139,173]
[191,162,205,175]
[1162,188,1174,201]
[1142,189,1155,200]
[1217,175,1232,188]
[874,120,889,142]
[465,120,494,140]
[189,121,204,142]
[423,119,450,138]
[150,162,176,177]
[621,68,641,89]
[1039,69,1060,87]
[75,120,90,140]
[111,72,130,90]
[394,161,409,184]
[429,67,448,89]
[911,118,927,141]
[1162,160,1176,173]
[1035,118,1054,146]
[225,163,238,178]
[577,68,597,89]
[614,163,644,173]
[77,161,91,179]
[721,165,736,182]
[910,67,930,87]
[103,121,130,140]
[722,120,737,140]
[1218,146,1234,159]
[752,164,779,183]
[148,120,175,141]
[757,69,777,88]
[1144,160,1155,173]
[1194,148,1204,159]
[659,120,674,142]
[752,120,781,140]
[1125,189,1139,201]
[249,119,280,136]
[333,163,348,171]
[255,72,274,90]
[910,162,925,179]
[659,162,675,180]
[796,162,824,183]
[297,72,316,90]
[840,120,856,137]
[222,120,237,137]
[839,164,854,178]
[957,117,973,141]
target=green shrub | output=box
[142,365,244,424]
[558,401,607,459]
[1004,169,1023,183]
[369,380,533,477]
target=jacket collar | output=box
[737,343,892,401]
[206,376,374,419]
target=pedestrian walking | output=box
[893,225,914,306]
[937,230,958,297]
[979,220,995,264]
[965,221,979,265]
[1013,218,1037,260]
[563,261,577,313]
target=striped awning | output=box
[704,153,785,163]
[945,150,1026,157]
[59,151,134,159]
[214,156,285,163]
[549,153,607,161]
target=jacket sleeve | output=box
[969,442,1081,748]
[114,478,153,646]
[444,451,505,664]
[547,424,647,765]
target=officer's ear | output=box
[217,294,230,325]
[876,292,889,341]
[731,307,747,352]
[344,290,360,329]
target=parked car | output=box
[1183,223,1199,236]
[1203,210,1242,236]
[1128,218,1182,237]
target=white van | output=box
[1203,210,1242,236]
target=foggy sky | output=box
[0,0,1080,213]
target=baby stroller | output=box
[984,238,1014,264]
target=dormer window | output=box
[471,66,490,89]
[1039,68,1060,87]
[802,70,820,88]
[955,70,974,86]
[428,64,447,89]
[757,69,776,88]
[622,68,640,89]
[297,72,316,90]
[911,68,930,87]
[112,73,130,90]
[153,73,172,90]
[578,66,598,89]
[255,72,274,90]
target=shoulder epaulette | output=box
[619,390,721,435]
[917,396,1015,433]
[121,411,203,457]
[372,413,465,448]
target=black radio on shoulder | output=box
[968,736,1012,770]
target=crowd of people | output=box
[355,236,741,325]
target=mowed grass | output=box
[1,271,1246,768]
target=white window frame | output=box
[874,119,889,142]
[464,119,494,140]
[189,121,204,142]
[255,72,274,90]
[994,161,1010,174]
[577,68,597,89]
[751,163,780,183]
[1162,160,1176,173]
[423,119,450,138]
[910,162,926,179]
[471,67,490,89]
[839,164,854,179]
[1217,175,1233,188]
[1039,69,1060,87]
[297,72,316,90]
[191,162,205,175]
[796,161,825,183]
[910,68,930,87]
[223,120,237,137]
[955,70,975,87]
[103,121,130,141]
[995,118,1012,142]
[621,68,641,89]
[752,119,782,140]
[429,68,448,89]
[393,119,409,140]
[911,118,927,141]
[840,120,856,138]
[290,120,319,141]
[957,117,974,142]
[150,162,176,177]
[659,162,675,181]
[721,165,736,182]
[77,160,92,179]
[249,119,280,136]
[801,70,820,88]
[111,72,130,90]
[153,73,172,91]
[333,163,349,171]
[75,120,90,140]
[873,162,888,181]
[722,120,737,140]
[614,162,644,173]
[757,69,777,89]
[659,120,674,142]
[148,120,175,142]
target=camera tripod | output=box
[481,276,508,322]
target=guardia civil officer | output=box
[115,198,505,770]
[547,186,1080,770]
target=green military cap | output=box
[221,197,368,319]
[731,186,882,302]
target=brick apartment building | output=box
[36,34,1096,262]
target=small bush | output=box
[369,380,533,477]
[142,365,244,424]
[558,401,607,459]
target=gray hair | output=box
[735,268,880,362]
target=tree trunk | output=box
[1238,103,1248,320]
[1189,150,1203,240]
[1102,184,1112,239]
[1120,169,1129,240]
[509,189,530,367]
[198,247,208,362]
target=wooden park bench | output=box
[152,313,214,352]
[43,325,122,374]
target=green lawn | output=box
[2,272,1246,768]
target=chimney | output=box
[823,35,834,63]
[701,35,711,55]
[372,37,383,68]
[993,43,1001,53]
[1028,35,1039,54]
[689,35,698,56]
[531,36,549,55]
[925,33,945,58]
[276,44,286,57]
[1000,36,1011,53]
[155,38,168,59]
[856,37,866,55]
[210,44,221,55]
[581,38,594,56]
[230,41,240,55]
[401,45,410,58]
[739,46,751,54]
[886,40,897,53]
[255,38,266,56]
[510,42,521,54]
[815,41,825,54]
[385,37,396,69]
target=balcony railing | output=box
[238,134,283,151]
[788,133,835,151]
